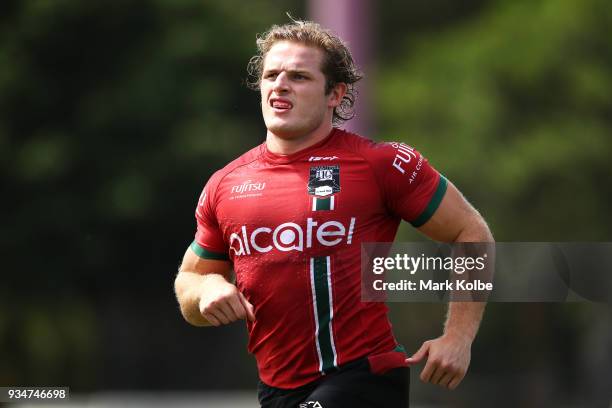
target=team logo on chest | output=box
[308,165,340,197]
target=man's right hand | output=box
[175,246,255,327]
[198,274,255,326]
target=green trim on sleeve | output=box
[410,175,448,228]
[189,241,229,261]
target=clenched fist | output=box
[198,274,255,326]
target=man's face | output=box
[260,41,336,140]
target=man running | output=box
[174,19,493,408]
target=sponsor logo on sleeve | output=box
[196,191,206,217]
[308,165,340,197]
[388,142,423,183]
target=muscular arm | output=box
[174,248,254,327]
[407,180,494,389]
[419,181,492,342]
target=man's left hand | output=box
[405,334,472,390]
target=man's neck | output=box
[266,123,334,155]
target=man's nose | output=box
[272,72,289,92]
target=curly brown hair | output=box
[246,19,363,126]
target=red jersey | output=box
[191,128,447,388]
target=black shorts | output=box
[257,357,409,408]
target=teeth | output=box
[272,101,291,109]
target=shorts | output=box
[257,354,410,408]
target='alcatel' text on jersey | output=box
[229,217,356,256]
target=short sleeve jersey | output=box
[191,129,447,389]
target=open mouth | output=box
[270,98,293,112]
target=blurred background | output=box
[1,0,611,406]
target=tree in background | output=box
[377,0,612,241]
[377,1,611,405]
[0,0,301,389]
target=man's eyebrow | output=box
[288,69,311,75]
[262,68,313,75]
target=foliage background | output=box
[1,0,610,406]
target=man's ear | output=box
[328,82,347,108]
